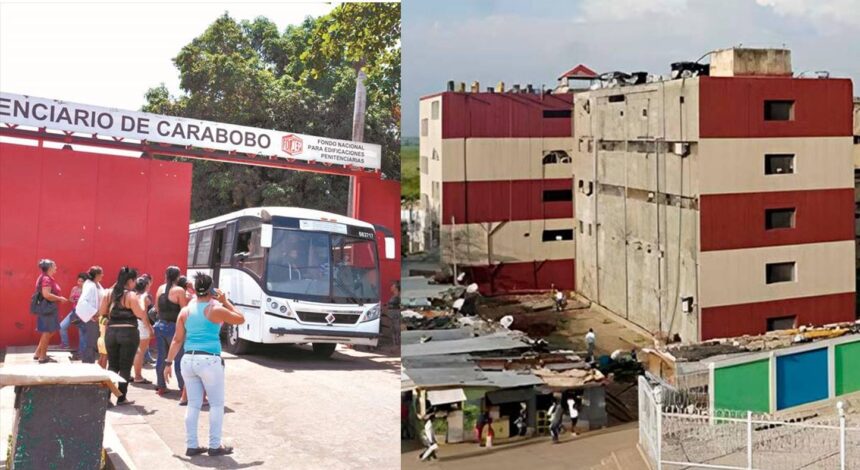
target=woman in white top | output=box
[76,266,104,364]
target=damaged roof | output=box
[401,332,531,358]
[401,327,475,345]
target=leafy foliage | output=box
[142,6,400,222]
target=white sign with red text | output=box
[0,92,381,170]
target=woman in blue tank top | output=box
[164,272,245,457]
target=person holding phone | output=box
[164,272,245,457]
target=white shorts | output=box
[138,319,151,340]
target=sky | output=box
[402,0,860,136]
[0,0,334,112]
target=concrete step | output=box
[1,346,175,469]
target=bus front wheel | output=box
[312,343,337,358]
[222,324,251,355]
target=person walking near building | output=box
[549,397,564,443]
[418,411,439,461]
[585,328,596,361]
[475,403,494,446]
[75,266,104,364]
[154,266,188,396]
[164,272,245,457]
[103,266,149,405]
[33,259,69,363]
[567,397,579,437]
[132,275,155,384]
[515,402,528,437]
[59,272,87,355]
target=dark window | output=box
[608,95,625,103]
[194,229,213,266]
[764,100,794,121]
[542,150,571,164]
[543,109,572,118]
[543,189,573,202]
[767,315,796,331]
[220,223,236,265]
[542,229,574,242]
[766,262,795,284]
[765,208,795,230]
[765,154,794,174]
[187,231,198,267]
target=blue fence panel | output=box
[776,348,829,410]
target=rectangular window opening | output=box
[543,109,572,119]
[608,95,625,103]
[764,100,795,121]
[765,154,794,175]
[421,118,429,137]
[765,208,795,230]
[766,261,795,284]
[542,229,574,242]
[767,315,797,332]
[543,189,573,202]
[431,101,440,120]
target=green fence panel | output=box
[835,341,860,396]
[714,359,770,412]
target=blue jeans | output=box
[181,354,225,449]
[59,313,77,349]
[155,321,184,390]
[79,320,99,363]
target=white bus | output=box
[187,207,395,357]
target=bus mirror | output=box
[384,237,395,260]
[261,224,273,249]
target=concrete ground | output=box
[2,344,400,470]
[554,304,653,356]
[401,422,647,470]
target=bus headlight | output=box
[362,304,381,322]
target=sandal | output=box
[179,400,188,406]
[133,378,152,384]
[38,357,56,364]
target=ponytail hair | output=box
[111,266,138,309]
[165,265,181,288]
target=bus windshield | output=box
[265,228,380,304]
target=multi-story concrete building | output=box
[573,48,856,342]
[418,79,580,292]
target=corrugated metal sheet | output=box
[700,188,854,251]
[0,144,192,348]
[428,388,467,405]
[442,178,573,224]
[463,259,575,294]
[401,328,475,345]
[440,92,574,139]
[699,77,854,138]
[701,292,855,340]
[401,333,530,358]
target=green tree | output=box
[142,7,400,222]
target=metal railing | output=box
[638,375,859,470]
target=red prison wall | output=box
[0,144,192,348]
[351,176,401,305]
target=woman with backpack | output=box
[32,259,69,363]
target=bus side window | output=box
[234,229,265,278]
[187,231,198,267]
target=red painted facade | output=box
[699,188,854,251]
[0,144,192,348]
[700,292,855,340]
[698,77,854,138]
[463,259,575,294]
[441,179,573,225]
[435,92,574,139]
[351,177,401,305]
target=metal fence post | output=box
[656,386,663,470]
[838,401,846,470]
[747,410,753,469]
